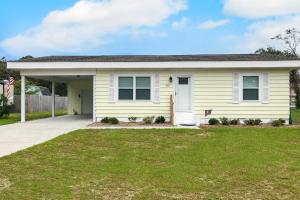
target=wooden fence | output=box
[14,95,68,113]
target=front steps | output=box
[174,112,197,126]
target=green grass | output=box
[292,109,300,125]
[0,128,299,199]
[0,110,67,126]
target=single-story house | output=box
[7,54,300,126]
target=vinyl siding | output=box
[95,69,290,121]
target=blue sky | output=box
[1,0,299,59]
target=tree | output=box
[1,56,67,96]
[256,28,300,108]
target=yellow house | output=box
[7,54,300,125]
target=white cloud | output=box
[171,17,188,29]
[224,0,300,18]
[1,0,187,56]
[235,15,300,53]
[198,19,231,30]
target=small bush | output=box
[108,117,119,124]
[128,117,137,122]
[143,116,155,124]
[254,119,262,125]
[272,119,286,127]
[0,95,12,118]
[208,118,220,125]
[101,117,110,123]
[220,117,230,126]
[155,116,166,124]
[230,119,240,125]
[279,118,286,124]
[244,119,262,126]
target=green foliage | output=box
[220,117,230,126]
[108,117,119,124]
[272,119,286,127]
[143,116,155,124]
[0,95,12,118]
[230,119,240,125]
[244,119,262,126]
[101,117,110,123]
[128,117,137,122]
[208,118,220,125]
[101,117,119,124]
[155,116,166,124]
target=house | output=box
[7,54,300,125]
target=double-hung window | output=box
[118,76,151,100]
[243,76,259,101]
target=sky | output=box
[1,0,300,59]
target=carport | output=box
[9,64,97,123]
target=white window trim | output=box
[240,73,262,102]
[116,74,153,101]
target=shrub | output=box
[254,119,262,125]
[220,117,230,126]
[0,95,12,119]
[128,117,137,122]
[155,116,166,124]
[230,119,240,125]
[272,119,286,127]
[143,116,155,124]
[208,118,220,125]
[108,117,119,124]
[101,117,110,123]
[244,119,262,126]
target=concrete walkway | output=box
[0,115,92,157]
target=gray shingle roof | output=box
[15,54,300,62]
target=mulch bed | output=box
[201,124,300,128]
[88,122,173,128]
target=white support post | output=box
[52,81,55,118]
[21,75,26,123]
[93,75,96,122]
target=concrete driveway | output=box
[0,115,92,157]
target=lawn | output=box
[0,128,299,199]
[292,109,300,125]
[0,110,67,126]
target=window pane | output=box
[136,77,150,88]
[243,76,259,88]
[136,89,151,100]
[243,89,259,100]
[178,77,189,85]
[119,77,133,88]
[119,89,133,100]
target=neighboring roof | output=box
[13,54,300,62]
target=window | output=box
[136,77,151,100]
[119,77,133,100]
[243,76,259,100]
[178,77,189,85]
[118,76,151,100]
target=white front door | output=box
[175,77,191,112]
[81,90,93,114]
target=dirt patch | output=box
[0,179,11,191]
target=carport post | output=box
[51,81,55,118]
[93,75,96,122]
[21,75,26,123]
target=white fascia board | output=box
[20,69,96,76]
[7,60,300,70]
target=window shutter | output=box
[262,72,269,103]
[152,74,160,103]
[232,73,240,103]
[109,74,116,103]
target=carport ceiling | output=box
[27,75,92,83]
